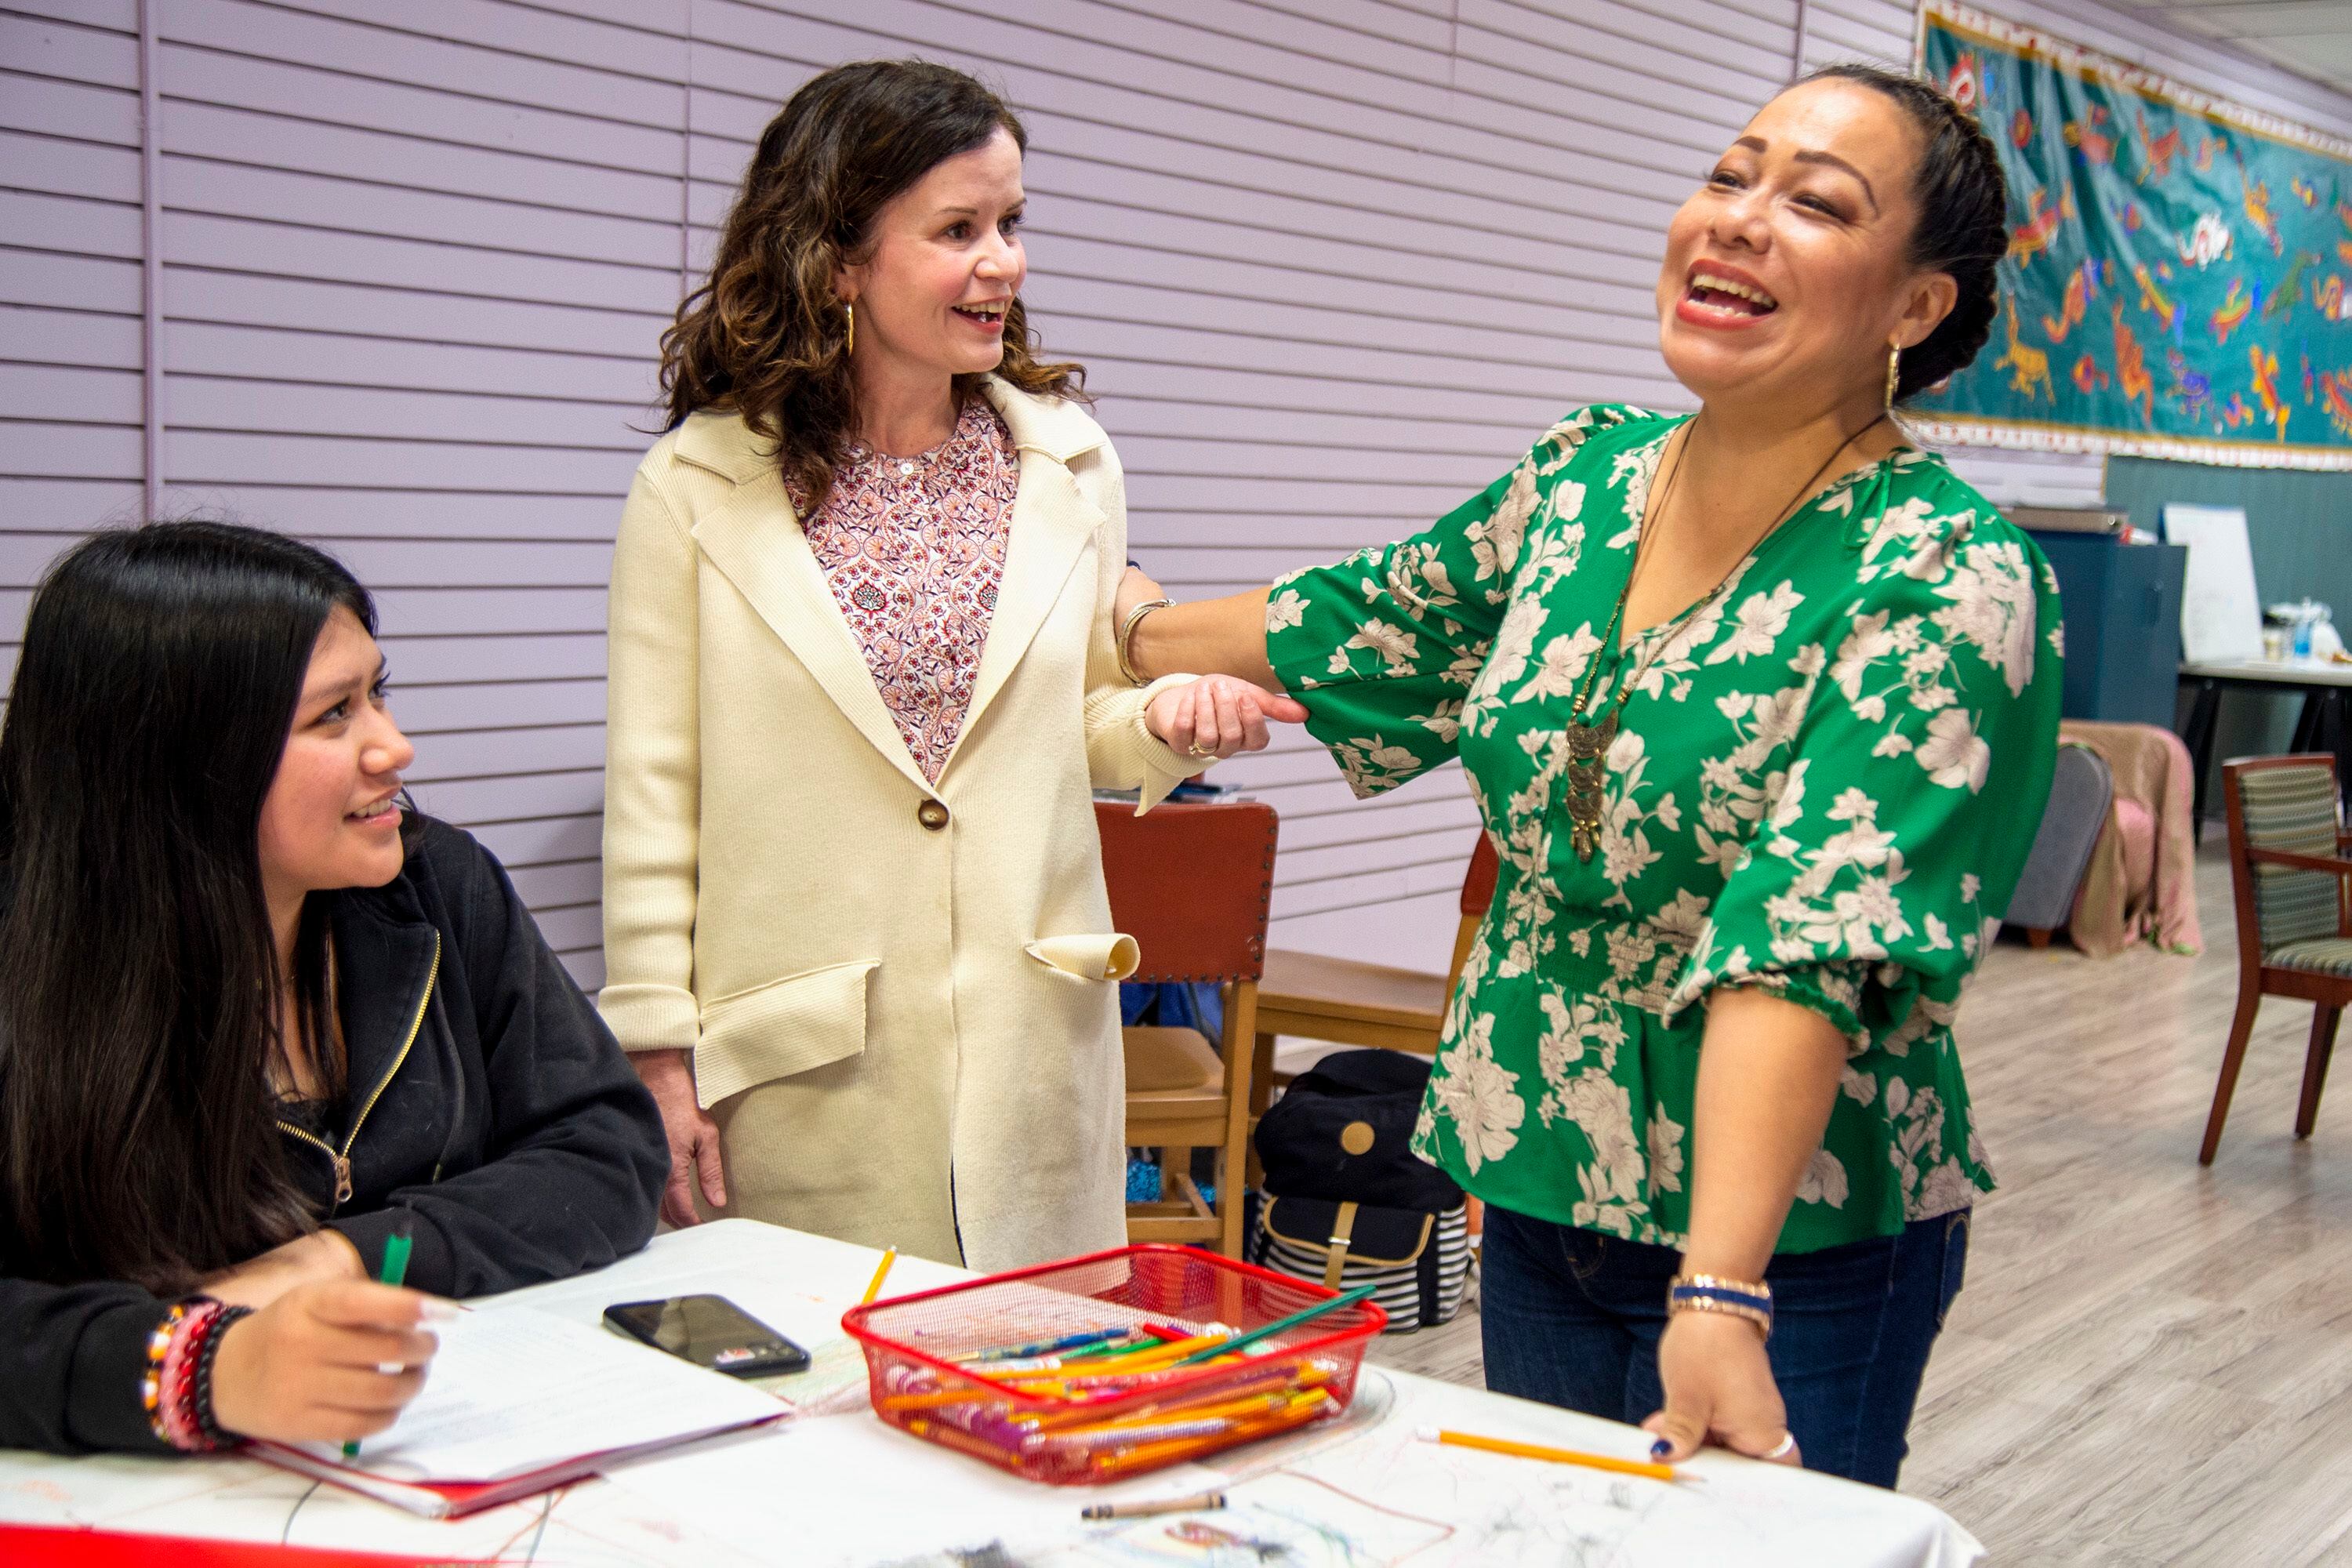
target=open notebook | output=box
[249,1305,786,1517]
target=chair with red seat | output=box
[1094,799,1279,1258]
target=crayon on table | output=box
[1080,1490,1226,1520]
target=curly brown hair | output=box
[659,60,1083,514]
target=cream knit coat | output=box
[597,378,1196,1270]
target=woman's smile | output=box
[951,296,1009,334]
[346,791,403,832]
[1678,261,1782,329]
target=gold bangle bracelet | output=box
[1667,1294,1772,1339]
[1117,597,1172,687]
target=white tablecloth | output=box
[0,1219,1983,1566]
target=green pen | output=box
[343,1213,415,1461]
[1171,1283,1378,1367]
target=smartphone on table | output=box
[603,1294,812,1377]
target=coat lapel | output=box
[953,381,1109,765]
[674,416,931,795]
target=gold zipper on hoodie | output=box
[277,933,441,1211]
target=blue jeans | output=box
[1479,1204,1969,1487]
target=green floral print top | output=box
[1265,405,2063,1253]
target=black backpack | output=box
[1249,1051,1470,1333]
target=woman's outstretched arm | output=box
[1116,573,1280,690]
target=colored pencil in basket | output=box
[1169,1284,1377,1366]
[1086,1390,1334,1475]
[964,1327,1142,1363]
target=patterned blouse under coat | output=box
[799,398,1018,782]
[1264,405,2063,1254]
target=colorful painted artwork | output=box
[1915,1,2352,469]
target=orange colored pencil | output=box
[1417,1425,1678,1482]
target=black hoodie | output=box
[0,816,667,1454]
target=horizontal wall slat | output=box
[0,14,140,91]
[1,189,146,260]
[8,0,137,30]
[165,212,679,316]
[0,245,141,312]
[0,67,142,146]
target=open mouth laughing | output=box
[1682,264,1780,322]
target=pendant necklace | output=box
[1559,411,1888,863]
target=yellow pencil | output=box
[861,1246,898,1305]
[1417,1425,1679,1482]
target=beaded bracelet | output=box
[1667,1272,1774,1341]
[143,1298,247,1451]
[140,1301,194,1443]
[191,1305,253,1449]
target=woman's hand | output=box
[1145,675,1309,762]
[200,1228,366,1312]
[632,1047,725,1229]
[209,1279,442,1446]
[1642,1312,1800,1466]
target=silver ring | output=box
[1760,1431,1797,1461]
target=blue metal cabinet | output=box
[2026,532,2188,726]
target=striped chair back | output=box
[2237,761,2343,952]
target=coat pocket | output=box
[1023,934,1141,983]
[694,959,879,1108]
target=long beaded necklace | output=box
[1559,412,1888,863]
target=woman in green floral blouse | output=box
[1121,67,2059,1487]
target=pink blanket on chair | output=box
[2058,720,2203,957]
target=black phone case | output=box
[604,1298,811,1377]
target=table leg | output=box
[2182,679,2222,845]
[2292,691,2325,753]
[2326,692,2352,814]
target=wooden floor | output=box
[1362,842,2352,1566]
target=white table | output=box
[0,1221,1984,1566]
[2177,657,2352,836]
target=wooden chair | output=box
[1095,799,1278,1258]
[2202,755,2348,1163]
[1250,833,1499,1112]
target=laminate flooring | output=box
[1358,843,2352,1566]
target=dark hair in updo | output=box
[1803,64,2009,403]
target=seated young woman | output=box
[0,521,668,1456]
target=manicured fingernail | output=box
[417,1298,466,1323]
[1650,1439,1671,1460]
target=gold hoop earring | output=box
[843,300,855,358]
[1885,338,1902,410]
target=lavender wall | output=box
[6,0,2350,983]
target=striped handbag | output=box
[1247,1050,1471,1333]
[1251,1195,1471,1333]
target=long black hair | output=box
[0,521,376,1293]
[1805,64,2009,402]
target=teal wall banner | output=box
[1915,1,2352,470]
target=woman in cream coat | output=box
[600,62,1301,1270]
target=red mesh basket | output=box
[839,1244,1386,1484]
